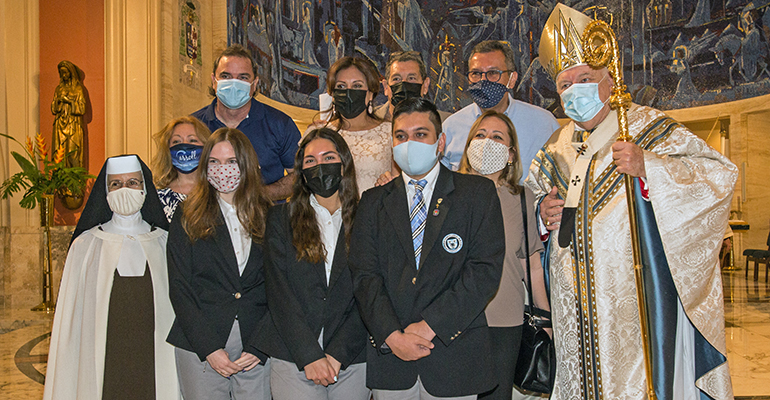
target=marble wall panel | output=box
[0,227,8,311]
[1,226,73,312]
[744,111,770,251]
[7,227,41,310]
[160,0,226,127]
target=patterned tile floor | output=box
[1,270,768,399]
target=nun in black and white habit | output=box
[43,155,180,400]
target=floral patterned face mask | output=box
[207,163,241,193]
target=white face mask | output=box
[466,138,511,175]
[106,187,146,216]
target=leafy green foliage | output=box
[0,133,95,210]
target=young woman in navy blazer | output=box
[254,128,369,399]
[166,128,273,400]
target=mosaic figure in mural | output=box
[712,24,744,87]
[228,0,770,112]
[52,60,86,169]
[324,22,344,67]
[738,4,770,83]
[434,36,456,112]
[669,45,702,109]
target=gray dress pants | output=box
[373,377,477,400]
[174,320,271,400]
[270,358,369,400]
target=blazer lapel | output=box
[327,225,347,290]
[383,178,417,269]
[419,166,454,269]
[239,240,260,282]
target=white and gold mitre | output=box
[539,3,594,80]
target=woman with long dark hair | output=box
[307,56,396,194]
[166,128,273,399]
[459,111,550,399]
[254,128,369,399]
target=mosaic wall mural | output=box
[228,0,770,115]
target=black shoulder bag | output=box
[513,190,556,394]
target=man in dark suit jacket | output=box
[350,98,505,399]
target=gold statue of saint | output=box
[51,60,85,169]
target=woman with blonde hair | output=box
[166,128,273,399]
[152,116,211,221]
[459,110,550,400]
[307,56,396,194]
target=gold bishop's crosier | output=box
[581,20,657,400]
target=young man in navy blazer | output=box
[349,98,505,399]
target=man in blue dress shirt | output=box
[441,41,560,183]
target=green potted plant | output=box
[1,132,93,210]
[0,132,94,312]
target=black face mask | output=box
[333,89,368,119]
[390,81,423,106]
[302,162,343,198]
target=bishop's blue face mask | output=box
[216,78,253,109]
[560,75,609,122]
[170,143,203,174]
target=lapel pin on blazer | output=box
[433,198,443,216]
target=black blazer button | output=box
[412,277,416,284]
[234,292,242,299]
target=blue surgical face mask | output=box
[170,143,203,174]
[393,135,442,177]
[560,75,609,122]
[216,78,253,109]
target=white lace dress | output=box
[306,121,393,195]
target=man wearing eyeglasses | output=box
[441,41,560,182]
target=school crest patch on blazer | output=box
[442,233,463,254]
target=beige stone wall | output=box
[0,226,71,311]
[159,0,227,126]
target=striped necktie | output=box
[409,179,428,268]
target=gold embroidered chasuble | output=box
[525,104,736,399]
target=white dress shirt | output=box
[218,196,251,276]
[401,160,441,211]
[309,194,343,284]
